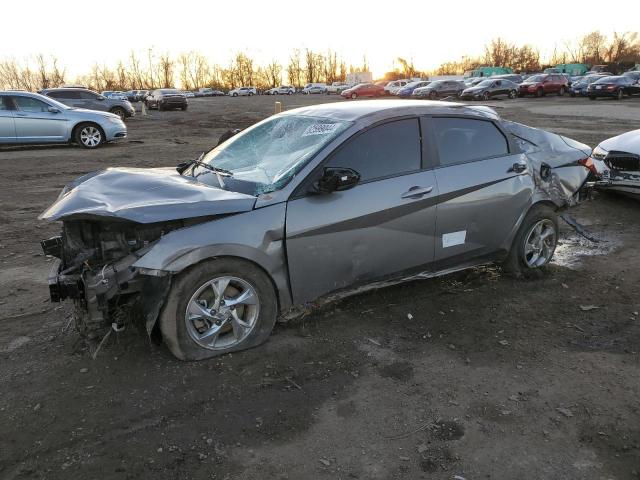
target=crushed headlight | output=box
[592,145,608,160]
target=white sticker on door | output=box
[442,230,466,248]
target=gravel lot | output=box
[1,94,639,480]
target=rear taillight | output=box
[579,157,598,176]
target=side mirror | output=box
[97,96,105,101]
[48,107,60,114]
[317,167,360,193]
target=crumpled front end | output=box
[42,219,186,339]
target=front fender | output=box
[133,203,292,309]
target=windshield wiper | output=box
[176,153,233,177]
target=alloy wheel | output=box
[184,276,260,350]
[80,126,102,147]
[522,219,557,268]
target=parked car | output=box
[587,76,640,100]
[340,83,385,99]
[384,80,409,94]
[101,91,127,100]
[229,87,257,97]
[302,83,327,94]
[266,85,295,95]
[569,74,607,97]
[593,129,640,198]
[326,82,351,95]
[182,91,196,98]
[397,81,431,98]
[125,90,140,102]
[412,80,465,99]
[40,100,595,360]
[40,87,135,120]
[490,74,523,84]
[622,71,640,84]
[145,89,188,110]
[518,74,568,97]
[463,77,485,87]
[0,91,126,148]
[460,79,519,100]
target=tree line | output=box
[1,31,638,92]
[436,31,640,75]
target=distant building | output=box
[346,71,373,84]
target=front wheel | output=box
[536,88,544,97]
[159,258,278,361]
[482,91,490,101]
[508,90,517,99]
[351,93,357,99]
[503,205,558,276]
[616,89,624,100]
[558,87,565,96]
[74,123,104,149]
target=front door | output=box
[286,118,438,304]
[0,95,16,143]
[11,96,68,142]
[425,116,534,268]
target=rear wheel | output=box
[159,259,278,361]
[536,88,544,97]
[503,205,558,276]
[508,89,517,99]
[617,89,624,100]
[558,87,565,96]
[429,91,438,100]
[482,91,490,101]
[74,123,104,149]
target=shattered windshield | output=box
[195,115,352,195]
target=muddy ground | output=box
[1,94,639,480]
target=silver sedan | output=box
[0,91,127,148]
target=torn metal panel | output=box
[39,167,256,223]
[503,121,591,207]
[593,129,640,198]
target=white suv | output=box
[267,85,295,95]
[229,87,257,97]
[384,80,409,95]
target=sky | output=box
[2,0,639,79]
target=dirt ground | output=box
[1,94,639,480]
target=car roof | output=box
[280,100,499,122]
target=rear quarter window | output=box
[431,117,509,167]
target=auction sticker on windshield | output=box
[302,123,341,136]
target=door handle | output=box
[15,112,27,117]
[401,186,433,199]
[508,162,527,173]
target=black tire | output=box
[73,122,105,149]
[249,92,254,96]
[109,107,126,120]
[157,102,164,111]
[508,90,517,99]
[589,96,596,100]
[536,88,544,97]
[558,87,565,96]
[351,92,357,99]
[616,89,623,100]
[502,204,559,277]
[429,91,438,100]
[570,92,576,97]
[159,258,278,361]
[181,105,187,111]
[482,91,490,101]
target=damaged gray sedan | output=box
[40,100,595,360]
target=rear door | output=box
[52,90,83,108]
[0,95,16,143]
[286,118,438,304]
[78,90,105,111]
[426,116,533,268]
[11,95,68,142]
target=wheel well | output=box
[108,106,124,112]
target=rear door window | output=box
[0,96,11,110]
[326,119,421,182]
[431,117,509,167]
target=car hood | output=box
[68,108,121,120]
[39,167,257,223]
[599,129,640,154]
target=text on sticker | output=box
[302,123,340,136]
